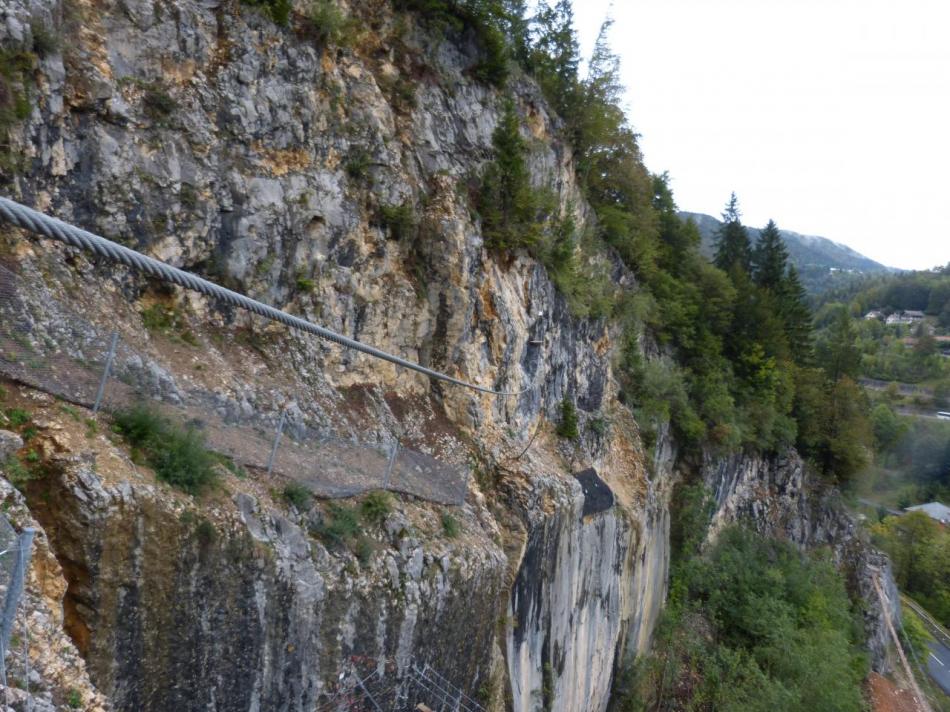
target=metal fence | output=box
[324,656,487,712]
[0,513,34,687]
[0,264,470,505]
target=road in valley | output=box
[925,640,950,695]
[901,595,950,695]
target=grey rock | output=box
[0,430,23,461]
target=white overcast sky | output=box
[570,0,950,270]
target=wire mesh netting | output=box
[0,515,32,686]
[0,514,18,612]
[0,265,469,505]
[321,656,486,712]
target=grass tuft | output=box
[283,482,312,510]
[360,490,393,525]
[441,512,460,538]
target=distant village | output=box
[864,308,950,357]
[864,308,926,325]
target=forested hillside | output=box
[681,210,895,296]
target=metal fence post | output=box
[92,331,119,414]
[266,409,286,476]
[353,672,384,712]
[382,439,399,490]
[0,527,35,687]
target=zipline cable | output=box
[0,197,526,396]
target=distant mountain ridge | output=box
[679,211,897,294]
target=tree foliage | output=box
[872,512,950,627]
[752,219,789,291]
[623,526,867,712]
[714,193,752,275]
[477,99,540,251]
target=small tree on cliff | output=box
[556,397,579,440]
[478,98,540,250]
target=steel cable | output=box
[0,197,526,396]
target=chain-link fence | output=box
[0,513,34,687]
[323,656,487,712]
[0,264,470,505]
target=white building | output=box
[905,502,950,525]
[886,310,926,325]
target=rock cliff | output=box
[0,1,667,709]
[0,1,895,710]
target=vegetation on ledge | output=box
[613,488,868,712]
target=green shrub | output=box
[283,482,312,510]
[179,183,198,209]
[194,518,216,546]
[0,50,35,143]
[389,78,417,112]
[2,457,32,488]
[140,303,196,345]
[295,272,316,293]
[638,526,866,712]
[318,503,360,546]
[360,490,393,525]
[899,606,932,654]
[345,148,372,180]
[441,512,460,538]
[355,535,374,564]
[215,455,247,479]
[243,0,292,26]
[306,0,355,45]
[393,0,508,86]
[112,404,218,495]
[143,87,177,120]
[66,689,82,709]
[555,398,578,440]
[30,22,59,58]
[379,202,417,241]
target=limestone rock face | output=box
[0,1,668,709]
[25,460,505,711]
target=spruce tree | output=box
[501,0,531,69]
[478,99,538,250]
[817,307,861,384]
[779,264,813,362]
[713,193,752,275]
[528,0,581,124]
[752,219,789,291]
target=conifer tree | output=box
[817,307,861,384]
[779,264,814,362]
[478,99,538,250]
[528,0,580,122]
[501,0,531,68]
[752,219,789,291]
[714,193,752,275]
